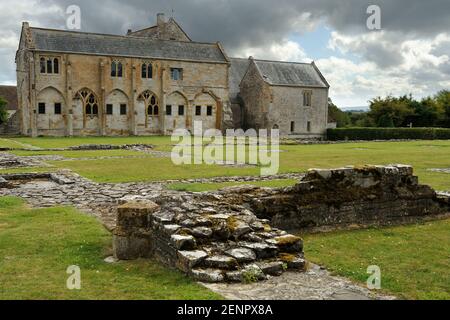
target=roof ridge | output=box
[254,58,313,65]
[229,57,250,61]
[29,26,215,46]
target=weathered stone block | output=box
[177,250,208,273]
[204,255,238,270]
[225,248,256,263]
[171,234,196,250]
[117,200,160,229]
[191,269,225,283]
[257,261,284,276]
[113,234,152,260]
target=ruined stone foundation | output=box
[243,165,449,231]
[113,165,449,282]
[113,194,305,283]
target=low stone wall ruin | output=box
[113,165,450,283]
[240,165,450,231]
[113,195,306,283]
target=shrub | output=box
[327,127,450,141]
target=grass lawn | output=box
[168,178,298,192]
[9,136,173,149]
[2,137,450,190]
[11,149,148,159]
[0,138,28,149]
[48,157,261,183]
[303,219,450,300]
[0,197,221,300]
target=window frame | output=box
[166,105,172,116]
[303,90,312,107]
[206,105,213,116]
[195,105,202,116]
[178,105,185,116]
[106,104,113,115]
[38,103,46,114]
[120,104,127,115]
[170,68,183,81]
[54,103,62,115]
[111,60,123,78]
[39,56,60,74]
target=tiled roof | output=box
[229,58,251,102]
[30,27,227,63]
[254,60,329,88]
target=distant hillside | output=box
[340,106,369,112]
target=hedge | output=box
[327,127,450,141]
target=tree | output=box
[327,98,351,127]
[368,95,415,127]
[410,97,439,127]
[0,97,8,124]
[435,90,450,127]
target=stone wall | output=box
[113,194,306,283]
[231,165,450,231]
[16,23,231,137]
[239,60,329,137]
[269,86,328,138]
[112,165,450,283]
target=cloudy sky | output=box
[1,0,449,108]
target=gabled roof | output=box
[29,27,227,63]
[229,58,251,102]
[128,18,192,41]
[253,59,329,88]
[0,85,18,110]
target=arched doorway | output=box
[166,91,189,132]
[105,89,129,135]
[36,87,65,135]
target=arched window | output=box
[117,62,123,77]
[141,63,147,78]
[111,61,117,77]
[53,58,59,74]
[111,61,123,78]
[141,62,153,79]
[76,89,99,117]
[138,90,159,126]
[39,56,60,74]
[147,64,153,79]
[46,59,53,74]
[40,58,46,73]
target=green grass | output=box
[303,219,450,300]
[0,138,27,149]
[168,179,298,192]
[48,157,261,183]
[0,167,57,174]
[277,141,450,190]
[10,136,173,149]
[3,137,450,190]
[0,196,221,300]
[11,149,148,159]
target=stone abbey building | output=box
[15,13,329,137]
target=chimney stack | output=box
[157,13,165,27]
